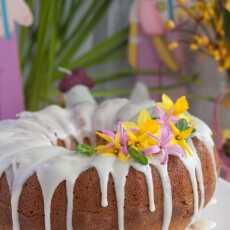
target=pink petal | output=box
[121,145,128,155]
[148,132,159,142]
[101,130,115,139]
[160,127,173,146]
[130,127,138,132]
[155,106,165,120]
[138,0,164,35]
[117,122,128,146]
[144,146,161,155]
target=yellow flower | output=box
[96,131,129,162]
[123,109,160,135]
[157,94,189,117]
[123,110,159,152]
[170,123,193,156]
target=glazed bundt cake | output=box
[0,85,218,230]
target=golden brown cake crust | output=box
[0,138,218,230]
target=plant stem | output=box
[93,68,176,84]
[92,74,199,97]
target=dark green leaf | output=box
[223,8,230,47]
[128,147,148,165]
[192,128,196,134]
[176,119,189,131]
[76,144,96,156]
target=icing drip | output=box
[193,117,217,179]
[0,88,216,230]
[11,147,65,230]
[188,220,216,230]
[66,180,74,230]
[111,160,129,230]
[132,162,155,212]
[150,158,172,230]
[92,157,112,207]
[181,155,199,217]
[189,140,205,209]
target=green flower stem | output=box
[25,1,53,110]
[93,68,174,84]
[187,94,215,102]
[92,75,199,98]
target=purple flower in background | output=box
[59,68,95,93]
[144,127,184,164]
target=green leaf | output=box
[192,128,196,134]
[128,147,148,165]
[58,0,112,67]
[223,8,230,47]
[76,144,96,156]
[176,119,189,132]
[67,27,128,70]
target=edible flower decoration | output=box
[146,127,184,164]
[95,122,129,162]
[75,95,196,166]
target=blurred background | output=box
[1,0,230,153]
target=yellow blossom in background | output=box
[168,41,179,50]
[223,129,230,140]
[176,0,187,5]
[165,20,176,30]
[174,0,230,72]
[225,1,230,11]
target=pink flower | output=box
[144,127,184,164]
[154,106,178,128]
[117,122,129,155]
[98,122,129,156]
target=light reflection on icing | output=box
[188,220,216,230]
[0,86,217,230]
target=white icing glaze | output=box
[0,87,217,230]
[150,158,172,230]
[130,82,151,103]
[64,85,96,107]
[193,116,217,179]
[188,220,216,230]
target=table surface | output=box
[198,179,230,229]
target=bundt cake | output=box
[0,85,218,230]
